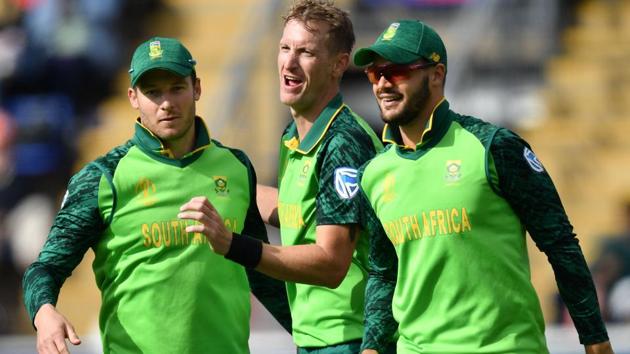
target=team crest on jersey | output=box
[523,147,544,173]
[213,176,229,196]
[444,160,462,184]
[334,167,359,199]
[135,177,158,206]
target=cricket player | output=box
[23,37,291,354]
[178,1,396,353]
[353,20,614,354]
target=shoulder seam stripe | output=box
[93,162,117,226]
[485,127,503,197]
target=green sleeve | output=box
[316,127,377,225]
[22,162,106,323]
[358,170,398,353]
[490,128,609,345]
[230,149,292,333]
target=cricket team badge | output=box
[213,176,229,196]
[445,160,462,184]
[382,23,400,41]
[149,40,163,60]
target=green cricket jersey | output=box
[277,94,382,348]
[359,99,608,353]
[23,117,291,354]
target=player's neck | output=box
[164,128,196,159]
[399,119,424,149]
[291,88,339,141]
[399,96,444,149]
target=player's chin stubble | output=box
[378,76,430,126]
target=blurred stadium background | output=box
[1,0,630,353]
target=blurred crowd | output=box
[0,0,166,334]
[591,199,630,324]
[556,198,630,325]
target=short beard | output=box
[378,76,430,126]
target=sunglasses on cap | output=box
[364,62,437,85]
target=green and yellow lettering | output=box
[410,215,421,239]
[437,210,447,235]
[142,224,151,247]
[430,210,437,236]
[162,221,171,247]
[151,223,162,247]
[461,208,472,232]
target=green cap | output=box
[129,37,196,87]
[353,20,447,67]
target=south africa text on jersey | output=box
[278,202,305,229]
[383,208,472,246]
[141,219,239,248]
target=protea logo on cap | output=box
[149,40,163,60]
[382,23,400,41]
[430,52,441,62]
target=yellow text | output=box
[382,208,472,246]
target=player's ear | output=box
[333,52,349,79]
[431,63,446,88]
[193,78,201,101]
[128,87,139,109]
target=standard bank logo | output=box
[523,147,544,173]
[334,167,359,199]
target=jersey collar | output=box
[132,116,211,165]
[283,93,346,155]
[382,98,451,149]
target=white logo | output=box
[334,167,359,199]
[523,147,544,173]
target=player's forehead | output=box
[280,19,331,49]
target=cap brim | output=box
[131,62,193,87]
[353,43,423,66]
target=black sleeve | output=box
[234,150,292,333]
[358,170,399,353]
[22,163,106,323]
[490,128,608,344]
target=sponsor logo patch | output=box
[334,167,359,199]
[523,147,544,173]
[430,52,441,63]
[298,159,312,186]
